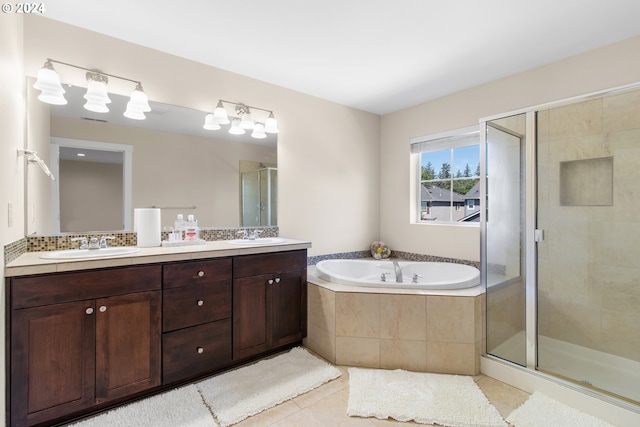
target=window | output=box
[411,126,480,223]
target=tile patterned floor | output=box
[234,365,530,426]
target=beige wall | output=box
[23,14,381,256]
[59,159,123,232]
[1,13,25,425]
[380,36,640,262]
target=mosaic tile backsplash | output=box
[5,229,477,271]
[4,227,279,265]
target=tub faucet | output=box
[392,260,403,283]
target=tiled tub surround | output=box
[305,267,485,376]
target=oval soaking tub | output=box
[315,259,479,290]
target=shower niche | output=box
[240,163,277,227]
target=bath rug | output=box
[507,391,615,427]
[67,384,216,427]
[197,346,342,427]
[347,367,507,427]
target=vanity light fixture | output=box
[33,60,67,105]
[33,58,151,119]
[203,99,279,139]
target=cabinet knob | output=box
[197,347,204,354]
[85,307,94,315]
[197,300,204,307]
[99,306,107,312]
[197,270,205,277]
[275,277,281,283]
[267,279,274,285]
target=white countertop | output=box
[6,238,312,277]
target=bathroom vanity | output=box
[5,240,310,427]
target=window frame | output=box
[411,125,480,225]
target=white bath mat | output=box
[67,384,216,427]
[506,391,615,427]
[197,346,342,427]
[347,367,507,427]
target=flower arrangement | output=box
[370,241,391,259]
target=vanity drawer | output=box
[11,265,162,309]
[163,281,231,332]
[233,250,307,278]
[162,319,232,384]
[163,258,232,289]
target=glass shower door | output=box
[536,89,640,403]
[484,113,528,366]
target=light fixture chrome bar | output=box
[46,58,142,85]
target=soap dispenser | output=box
[184,214,199,241]
[174,214,185,241]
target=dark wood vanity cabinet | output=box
[233,250,307,361]
[161,258,233,383]
[7,248,307,426]
[8,265,162,427]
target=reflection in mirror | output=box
[26,81,277,235]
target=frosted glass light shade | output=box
[83,79,111,113]
[123,85,150,120]
[228,119,245,135]
[251,123,267,139]
[240,112,254,129]
[264,113,279,133]
[203,113,221,130]
[123,107,146,120]
[212,103,230,125]
[127,86,151,112]
[84,98,110,113]
[33,65,67,105]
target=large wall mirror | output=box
[26,80,278,235]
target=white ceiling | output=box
[43,0,640,115]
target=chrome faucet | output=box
[71,236,88,249]
[88,237,100,250]
[100,236,115,248]
[392,260,403,283]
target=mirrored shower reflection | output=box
[241,166,277,227]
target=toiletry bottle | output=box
[184,214,199,241]
[174,214,185,241]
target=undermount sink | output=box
[226,237,287,245]
[40,247,141,259]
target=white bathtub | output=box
[314,259,480,290]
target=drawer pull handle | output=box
[197,347,204,354]
[99,306,107,312]
[275,277,281,283]
[267,279,274,285]
[197,300,204,307]
[85,308,94,315]
[197,271,205,277]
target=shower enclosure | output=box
[241,167,277,226]
[482,85,640,407]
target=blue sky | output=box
[421,146,480,177]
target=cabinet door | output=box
[271,269,307,348]
[233,274,271,360]
[95,291,161,403]
[11,301,95,427]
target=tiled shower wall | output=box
[536,88,640,362]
